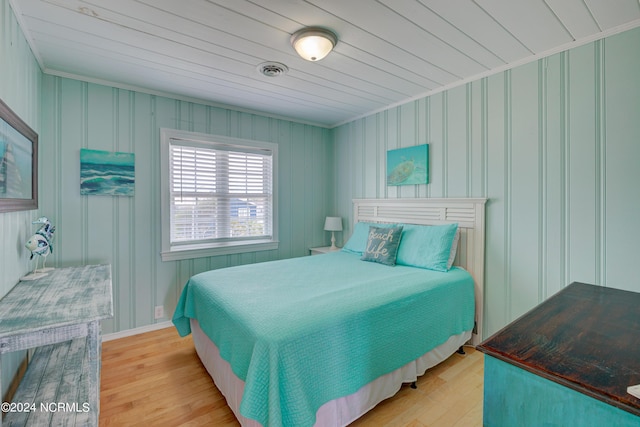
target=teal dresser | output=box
[477,282,640,427]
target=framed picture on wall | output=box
[386,144,429,186]
[0,97,38,213]
[80,148,135,196]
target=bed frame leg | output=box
[410,381,417,389]
[456,346,465,355]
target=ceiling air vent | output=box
[257,62,289,77]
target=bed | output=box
[173,198,487,427]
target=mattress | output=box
[192,318,472,427]
[173,251,475,427]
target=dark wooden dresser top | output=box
[477,282,640,416]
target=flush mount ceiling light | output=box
[290,27,337,61]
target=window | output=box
[160,129,278,261]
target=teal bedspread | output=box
[173,251,474,427]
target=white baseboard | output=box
[103,320,174,342]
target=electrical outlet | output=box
[154,305,164,320]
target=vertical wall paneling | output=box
[363,115,377,198]
[538,59,547,302]
[428,94,444,198]
[386,109,398,199]
[503,69,513,325]
[355,117,365,199]
[440,93,448,197]
[289,123,305,255]
[480,79,488,198]
[510,62,540,318]
[568,44,598,284]
[484,71,508,338]
[277,120,292,258]
[594,40,606,287]
[399,102,417,199]
[543,53,564,300]
[132,93,153,327]
[561,51,572,289]
[39,77,334,334]
[467,83,476,198]
[602,28,640,292]
[420,98,433,197]
[446,86,468,198]
[0,0,42,400]
[334,26,640,338]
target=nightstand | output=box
[309,246,341,255]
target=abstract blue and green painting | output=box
[80,148,135,196]
[386,144,428,186]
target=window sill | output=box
[160,240,279,261]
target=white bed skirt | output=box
[191,319,471,427]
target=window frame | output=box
[160,128,278,261]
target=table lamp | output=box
[324,216,342,249]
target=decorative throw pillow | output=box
[395,223,459,271]
[361,225,404,266]
[342,222,397,255]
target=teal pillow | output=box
[396,223,459,271]
[342,222,396,255]
[361,226,404,266]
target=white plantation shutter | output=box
[170,141,273,244]
[160,129,278,261]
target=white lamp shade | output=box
[324,216,342,232]
[291,27,337,61]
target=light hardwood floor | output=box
[100,327,483,426]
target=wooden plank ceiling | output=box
[9,0,640,127]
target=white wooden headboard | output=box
[353,198,487,345]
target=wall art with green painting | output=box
[386,144,428,186]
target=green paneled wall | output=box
[333,27,640,339]
[0,0,41,295]
[39,76,334,334]
[0,0,42,399]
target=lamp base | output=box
[330,232,337,249]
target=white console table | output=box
[0,264,113,426]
